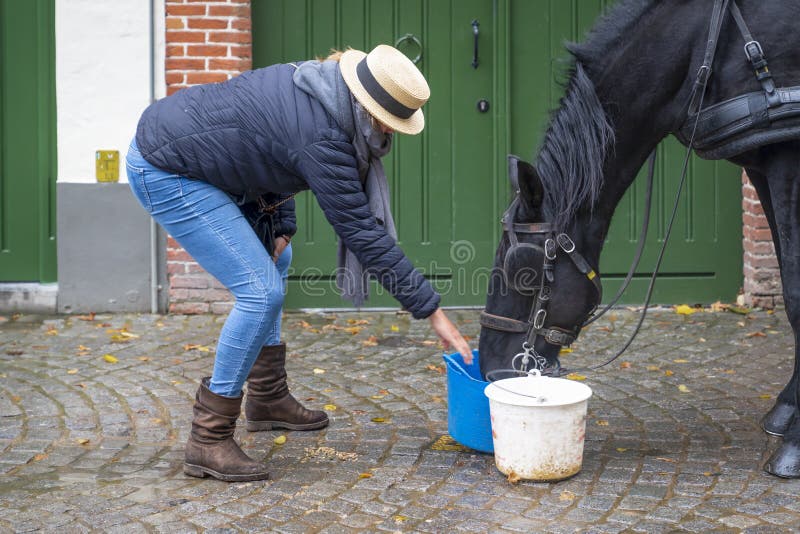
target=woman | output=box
[126,44,472,482]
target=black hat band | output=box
[356,57,416,120]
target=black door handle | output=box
[471,19,480,69]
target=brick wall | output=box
[742,171,782,308]
[164,0,251,313]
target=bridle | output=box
[479,184,604,373]
[480,0,777,374]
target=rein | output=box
[481,0,749,375]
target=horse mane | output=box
[533,0,656,230]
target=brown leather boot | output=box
[184,378,270,482]
[245,343,329,432]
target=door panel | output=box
[0,0,56,282]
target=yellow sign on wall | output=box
[95,150,119,182]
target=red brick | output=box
[166,45,185,57]
[231,17,251,31]
[230,45,252,58]
[208,5,249,17]
[166,17,184,29]
[743,226,773,242]
[166,4,207,16]
[167,248,196,262]
[743,213,770,230]
[186,72,229,84]
[208,58,251,71]
[186,263,208,274]
[165,72,184,84]
[171,276,211,289]
[186,44,228,57]
[166,30,207,43]
[167,263,187,275]
[746,255,779,269]
[170,302,210,314]
[166,58,204,70]
[744,241,776,255]
[169,288,189,300]
[187,18,229,30]
[210,302,235,314]
[208,31,251,44]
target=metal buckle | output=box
[744,40,764,62]
[544,238,557,260]
[556,233,576,253]
[696,65,711,85]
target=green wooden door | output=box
[252,0,742,309]
[253,0,502,308]
[0,0,57,283]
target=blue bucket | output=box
[443,350,493,453]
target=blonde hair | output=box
[317,48,348,62]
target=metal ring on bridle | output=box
[545,238,557,260]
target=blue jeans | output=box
[126,140,291,397]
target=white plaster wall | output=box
[56,0,165,183]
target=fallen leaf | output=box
[673,359,689,363]
[323,404,337,411]
[371,417,388,423]
[698,337,707,343]
[343,326,362,335]
[678,384,690,393]
[393,516,408,523]
[616,447,628,452]
[390,325,400,332]
[359,472,373,479]
[559,347,573,354]
[746,331,767,338]
[313,368,326,374]
[646,365,661,371]
[44,326,59,336]
[274,435,287,445]
[138,356,150,361]
[709,301,728,312]
[420,340,439,346]
[67,369,78,375]
[620,362,632,369]
[759,394,773,399]
[170,380,182,385]
[296,320,313,329]
[426,364,445,374]
[76,438,90,445]
[655,457,677,463]
[347,319,370,325]
[559,490,576,501]
[77,312,96,321]
[737,321,746,327]
[664,370,674,377]
[183,344,211,352]
[596,420,609,426]
[379,389,389,395]
[102,354,118,364]
[31,453,48,462]
[729,306,751,315]
[567,373,586,381]
[151,418,163,425]
[675,304,697,315]
[370,395,385,400]
[507,471,521,484]
[362,336,379,347]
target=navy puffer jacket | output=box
[135,63,440,319]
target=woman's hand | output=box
[429,308,472,364]
[272,235,290,262]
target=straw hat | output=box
[340,44,430,135]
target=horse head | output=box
[478,156,601,379]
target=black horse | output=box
[479,0,800,477]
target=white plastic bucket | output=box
[484,372,592,481]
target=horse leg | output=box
[740,143,800,477]
[744,168,795,436]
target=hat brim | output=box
[340,49,425,136]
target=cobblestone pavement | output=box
[2,307,800,533]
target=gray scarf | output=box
[293,60,397,307]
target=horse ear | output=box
[517,159,544,207]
